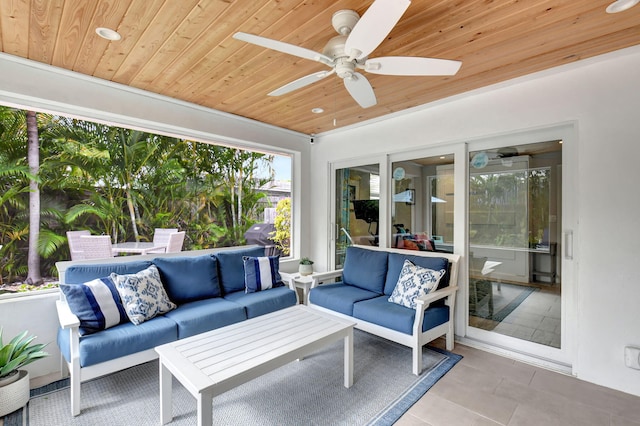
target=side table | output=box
[281,272,315,305]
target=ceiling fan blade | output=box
[343,72,376,108]
[268,70,333,96]
[364,56,462,76]
[233,32,333,65]
[344,0,411,61]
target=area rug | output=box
[3,330,461,426]
[469,280,538,322]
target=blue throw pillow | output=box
[153,255,220,303]
[65,260,152,284]
[60,277,129,336]
[342,246,388,294]
[216,246,266,294]
[243,256,282,293]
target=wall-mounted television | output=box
[352,199,379,224]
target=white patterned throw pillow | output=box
[388,259,446,309]
[111,265,176,325]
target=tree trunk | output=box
[26,110,42,284]
[125,184,139,241]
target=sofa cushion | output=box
[342,246,388,294]
[352,296,450,335]
[153,255,220,303]
[215,246,265,294]
[60,277,129,336]
[57,316,177,367]
[308,282,380,316]
[111,265,177,325]
[65,260,152,284]
[224,287,297,319]
[384,253,449,295]
[164,298,247,339]
[388,260,446,309]
[243,255,282,293]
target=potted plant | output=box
[299,257,314,276]
[0,328,48,417]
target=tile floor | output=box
[398,341,640,426]
[470,283,562,348]
[495,285,561,348]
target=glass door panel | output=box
[468,141,562,348]
[335,164,380,268]
[391,155,454,253]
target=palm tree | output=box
[26,111,42,284]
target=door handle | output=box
[563,230,573,260]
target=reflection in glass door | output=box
[468,141,562,348]
[334,164,379,268]
[390,155,455,254]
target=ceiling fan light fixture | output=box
[606,0,640,13]
[311,108,324,114]
[95,27,121,41]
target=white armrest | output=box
[411,285,458,337]
[310,269,343,288]
[56,299,80,329]
[415,285,458,308]
[279,272,297,291]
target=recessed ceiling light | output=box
[606,0,640,13]
[311,108,324,114]
[95,27,122,41]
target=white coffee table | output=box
[155,305,355,426]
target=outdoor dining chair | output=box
[165,231,186,253]
[78,235,114,260]
[152,228,179,247]
[147,231,186,254]
[66,230,91,261]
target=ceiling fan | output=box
[233,0,462,109]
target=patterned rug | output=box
[3,330,461,426]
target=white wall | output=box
[310,45,640,396]
[0,291,62,380]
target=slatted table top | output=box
[155,304,355,397]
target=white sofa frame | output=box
[307,245,460,376]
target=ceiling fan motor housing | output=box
[332,10,360,35]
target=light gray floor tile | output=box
[407,393,503,426]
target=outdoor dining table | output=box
[111,242,167,255]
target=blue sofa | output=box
[308,245,460,375]
[55,246,297,416]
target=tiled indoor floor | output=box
[470,283,562,348]
[494,286,561,347]
[398,342,640,426]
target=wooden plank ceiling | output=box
[1,0,639,135]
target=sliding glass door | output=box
[468,141,562,348]
[390,154,456,254]
[334,163,380,268]
[465,124,576,367]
